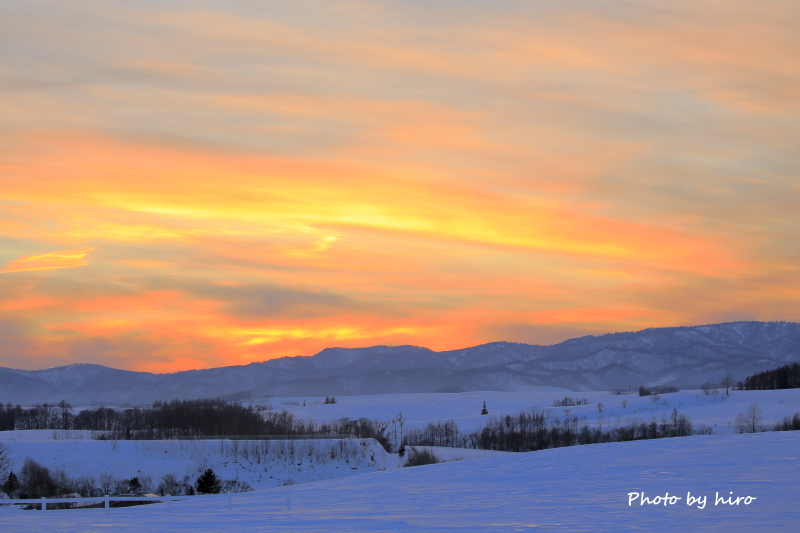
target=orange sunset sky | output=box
[1,0,799,372]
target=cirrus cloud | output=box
[0,246,96,274]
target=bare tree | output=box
[0,442,11,481]
[158,473,181,496]
[735,403,763,433]
[73,475,96,497]
[373,419,389,447]
[745,403,762,433]
[20,458,58,498]
[701,382,712,395]
[597,403,605,413]
[57,400,73,430]
[98,472,115,495]
[734,412,747,434]
[396,412,406,446]
[720,374,735,395]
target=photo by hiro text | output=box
[628,491,757,509]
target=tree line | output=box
[1,456,249,503]
[406,406,800,453]
[741,363,800,390]
[405,406,700,452]
[638,385,679,396]
[0,400,74,432]
[0,398,392,451]
[5,394,800,459]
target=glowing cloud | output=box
[0,0,798,371]
[0,247,96,274]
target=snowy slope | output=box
[2,432,797,532]
[2,387,796,491]
[0,435,394,491]
[263,388,800,434]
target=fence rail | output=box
[91,434,355,441]
[174,434,353,440]
[2,490,291,512]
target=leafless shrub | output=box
[221,479,253,493]
[693,423,713,435]
[98,472,115,495]
[157,473,181,496]
[735,403,763,434]
[403,447,441,467]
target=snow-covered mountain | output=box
[2,321,799,405]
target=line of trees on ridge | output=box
[0,399,392,451]
[741,363,800,390]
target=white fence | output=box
[2,490,291,512]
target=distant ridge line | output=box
[1,321,799,405]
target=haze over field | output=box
[2,0,800,373]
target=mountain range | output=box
[2,321,799,406]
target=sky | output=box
[1,0,799,372]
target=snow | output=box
[260,388,800,434]
[0,435,394,491]
[404,446,513,462]
[2,432,798,531]
[2,387,798,530]
[260,389,574,434]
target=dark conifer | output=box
[128,477,141,493]
[2,471,19,496]
[195,469,221,494]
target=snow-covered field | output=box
[262,388,800,434]
[0,434,394,490]
[2,432,798,532]
[0,432,510,494]
[2,387,798,531]
[3,388,798,493]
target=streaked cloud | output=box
[0,247,95,274]
[0,0,798,371]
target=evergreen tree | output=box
[128,477,141,493]
[195,469,221,494]
[398,445,406,458]
[2,471,19,496]
[480,401,489,415]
